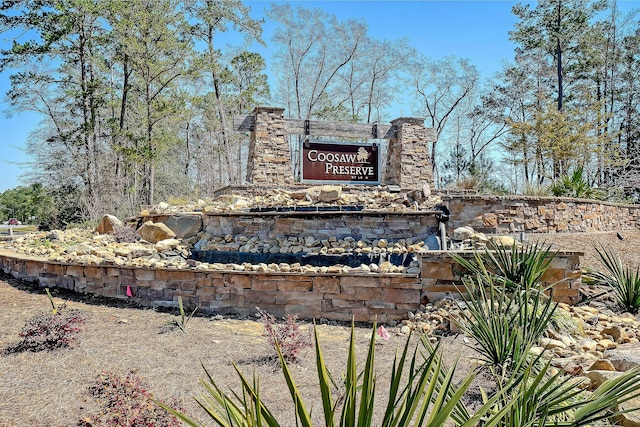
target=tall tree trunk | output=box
[556,1,563,112]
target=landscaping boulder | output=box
[318,185,342,202]
[489,235,521,248]
[605,344,640,372]
[137,221,175,244]
[155,238,181,252]
[452,226,475,241]
[616,395,640,427]
[95,214,123,234]
[164,214,202,239]
[583,370,622,390]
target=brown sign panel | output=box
[301,141,380,184]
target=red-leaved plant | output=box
[257,307,312,363]
[79,370,182,427]
[5,294,87,354]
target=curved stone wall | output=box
[444,195,640,234]
[0,247,582,322]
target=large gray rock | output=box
[164,215,202,239]
[606,344,640,372]
[137,221,176,244]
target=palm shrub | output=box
[586,245,640,314]
[159,322,516,427]
[550,167,605,200]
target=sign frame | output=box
[300,140,381,185]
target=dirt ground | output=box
[0,231,637,426]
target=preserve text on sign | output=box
[301,141,380,184]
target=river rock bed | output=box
[401,294,640,392]
[0,227,423,274]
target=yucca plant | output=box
[451,241,556,293]
[586,245,640,314]
[488,352,640,427]
[454,273,557,374]
[164,296,198,333]
[159,322,516,426]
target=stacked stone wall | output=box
[202,211,439,241]
[0,248,581,322]
[420,251,582,305]
[444,195,640,234]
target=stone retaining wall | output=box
[420,251,582,304]
[444,195,640,234]
[0,248,582,322]
[201,211,440,241]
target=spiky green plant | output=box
[454,274,557,373]
[164,296,197,333]
[158,322,516,427]
[550,167,605,200]
[450,241,556,293]
[587,245,640,314]
[488,353,640,427]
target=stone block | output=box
[277,280,313,292]
[421,261,456,280]
[353,286,382,300]
[245,289,279,304]
[541,268,566,283]
[223,275,250,289]
[156,270,194,281]
[85,266,103,279]
[46,263,66,276]
[180,281,196,291]
[340,276,380,289]
[25,260,44,277]
[134,269,156,281]
[252,280,278,291]
[164,214,202,239]
[381,288,420,304]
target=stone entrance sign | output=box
[301,141,380,184]
[234,106,436,189]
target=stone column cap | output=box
[390,116,426,126]
[252,106,286,114]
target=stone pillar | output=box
[386,117,434,189]
[247,106,291,185]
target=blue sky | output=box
[1,0,638,192]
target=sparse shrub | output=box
[451,243,559,373]
[112,224,140,243]
[257,307,312,363]
[161,296,197,333]
[5,293,87,354]
[80,370,182,427]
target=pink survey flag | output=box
[377,325,390,340]
[126,285,133,297]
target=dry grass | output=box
[0,230,636,426]
[1,277,451,427]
